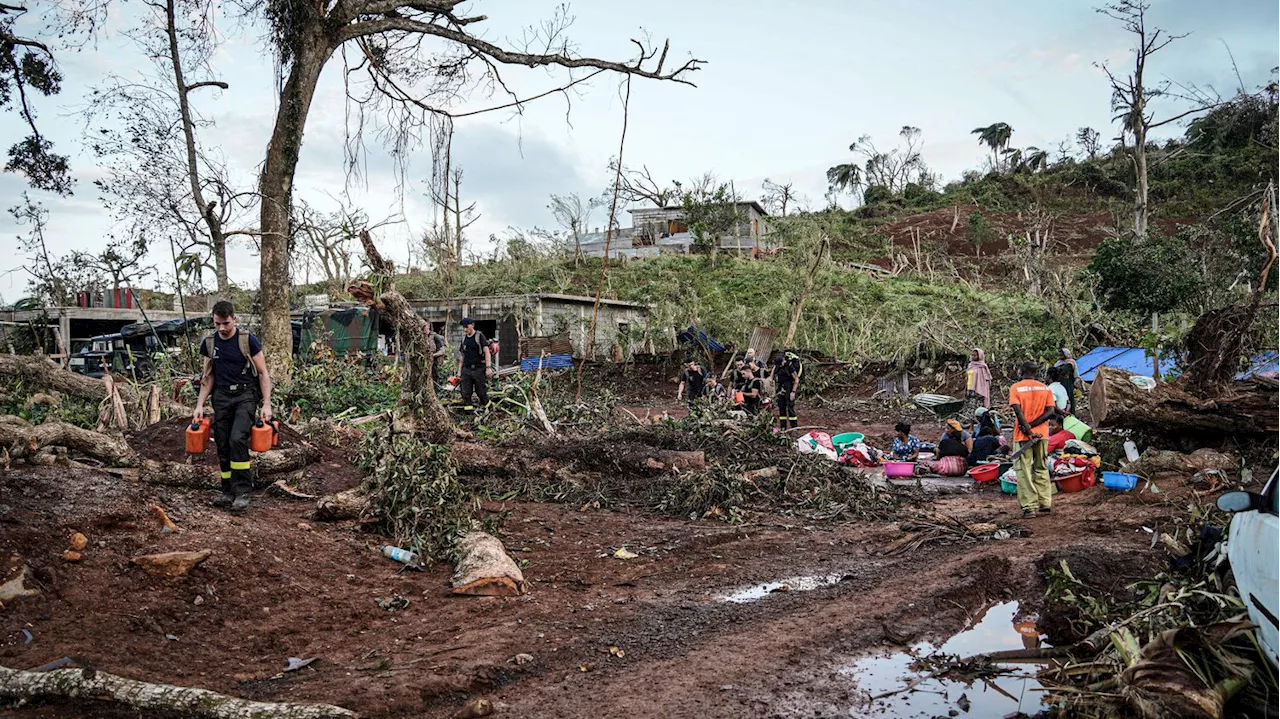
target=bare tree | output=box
[760,178,801,216]
[548,192,602,264]
[1096,0,1221,238]
[87,0,255,296]
[71,238,153,296]
[1076,126,1102,160]
[827,126,934,202]
[610,161,679,208]
[10,194,77,305]
[292,200,395,291]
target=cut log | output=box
[0,418,138,466]
[1089,366,1277,437]
[451,532,528,597]
[138,447,321,489]
[314,486,370,521]
[0,664,354,718]
[0,355,186,422]
[450,441,704,478]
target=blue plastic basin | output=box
[1102,472,1139,491]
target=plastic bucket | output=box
[1102,472,1139,491]
[1000,476,1019,494]
[1054,471,1089,493]
[883,461,916,477]
[832,432,865,451]
[967,464,1002,483]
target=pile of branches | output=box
[1028,512,1277,718]
[468,411,914,524]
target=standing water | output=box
[840,601,1050,717]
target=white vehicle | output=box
[1217,470,1279,666]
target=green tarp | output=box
[299,307,380,355]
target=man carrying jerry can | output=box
[193,300,273,512]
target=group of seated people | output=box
[887,400,1089,478]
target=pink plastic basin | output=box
[883,461,916,477]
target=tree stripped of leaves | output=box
[760,178,801,216]
[88,0,254,296]
[827,126,934,203]
[0,2,72,194]
[1096,0,1222,239]
[241,1,702,378]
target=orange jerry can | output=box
[186,418,210,454]
[250,419,278,453]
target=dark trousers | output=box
[458,365,488,408]
[431,356,442,389]
[776,389,797,429]
[213,388,257,495]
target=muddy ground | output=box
[1,406,1186,719]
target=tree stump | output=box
[451,532,528,597]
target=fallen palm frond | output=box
[1031,507,1278,718]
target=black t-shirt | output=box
[681,366,708,397]
[775,359,799,390]
[937,435,968,458]
[200,330,262,389]
[430,332,446,352]
[742,377,763,411]
[460,331,488,367]
[968,435,1002,464]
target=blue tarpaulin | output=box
[522,353,574,372]
[1237,351,1279,380]
[1075,346,1183,381]
[676,325,725,352]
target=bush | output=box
[1089,231,1203,314]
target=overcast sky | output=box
[1,0,1276,300]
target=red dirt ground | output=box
[2,437,1193,718]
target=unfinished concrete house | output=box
[407,294,652,365]
[579,201,773,260]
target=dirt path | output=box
[0,458,1181,718]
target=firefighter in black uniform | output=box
[457,318,492,409]
[774,352,802,431]
[193,300,273,512]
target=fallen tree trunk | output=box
[451,531,528,596]
[0,664,355,718]
[0,417,319,489]
[450,441,704,477]
[138,446,321,489]
[0,355,187,422]
[1089,367,1278,437]
[0,418,137,466]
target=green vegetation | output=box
[395,253,1072,362]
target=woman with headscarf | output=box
[967,348,993,408]
[1055,348,1078,415]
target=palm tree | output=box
[1022,147,1049,173]
[971,123,1015,172]
[825,163,863,197]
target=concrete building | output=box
[579,202,773,260]
[0,306,202,364]
[407,294,652,365]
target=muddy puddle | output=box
[841,601,1050,717]
[718,573,847,603]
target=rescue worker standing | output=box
[428,327,448,388]
[457,318,492,409]
[774,352,802,431]
[193,301,272,512]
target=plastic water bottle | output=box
[381,546,418,564]
[1123,440,1140,463]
